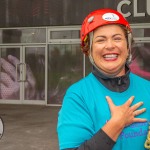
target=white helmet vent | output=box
[88,16,94,23]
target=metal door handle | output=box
[22,63,27,82]
[16,63,22,82]
[16,63,27,82]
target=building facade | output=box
[0,0,150,105]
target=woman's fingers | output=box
[106,95,147,127]
[105,96,115,111]
[133,117,147,122]
[134,108,146,117]
[131,101,144,111]
[124,96,135,107]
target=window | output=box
[48,27,80,43]
[130,23,150,80]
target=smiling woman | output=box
[57,8,150,150]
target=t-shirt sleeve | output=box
[57,86,115,150]
[57,87,94,149]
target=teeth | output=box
[104,54,118,58]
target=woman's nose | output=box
[105,39,115,50]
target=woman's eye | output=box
[114,37,122,41]
[97,39,105,43]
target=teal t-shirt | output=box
[57,73,150,150]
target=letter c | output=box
[117,0,131,17]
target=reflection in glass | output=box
[130,43,150,80]
[0,28,46,44]
[48,44,83,104]
[24,47,45,100]
[132,28,150,38]
[50,30,80,39]
[21,28,46,43]
[0,48,20,100]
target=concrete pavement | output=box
[0,104,60,150]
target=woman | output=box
[57,8,150,150]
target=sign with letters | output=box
[116,0,150,23]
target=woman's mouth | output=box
[103,54,118,61]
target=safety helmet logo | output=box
[102,13,119,21]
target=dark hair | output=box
[81,24,134,55]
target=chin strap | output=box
[127,32,132,65]
[144,122,150,149]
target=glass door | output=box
[0,46,21,102]
[23,46,46,104]
[0,45,46,104]
[47,44,83,105]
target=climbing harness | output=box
[145,122,150,149]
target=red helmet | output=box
[80,8,131,47]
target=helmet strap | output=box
[127,32,132,64]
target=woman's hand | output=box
[102,96,147,141]
[106,96,147,127]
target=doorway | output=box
[0,45,46,104]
